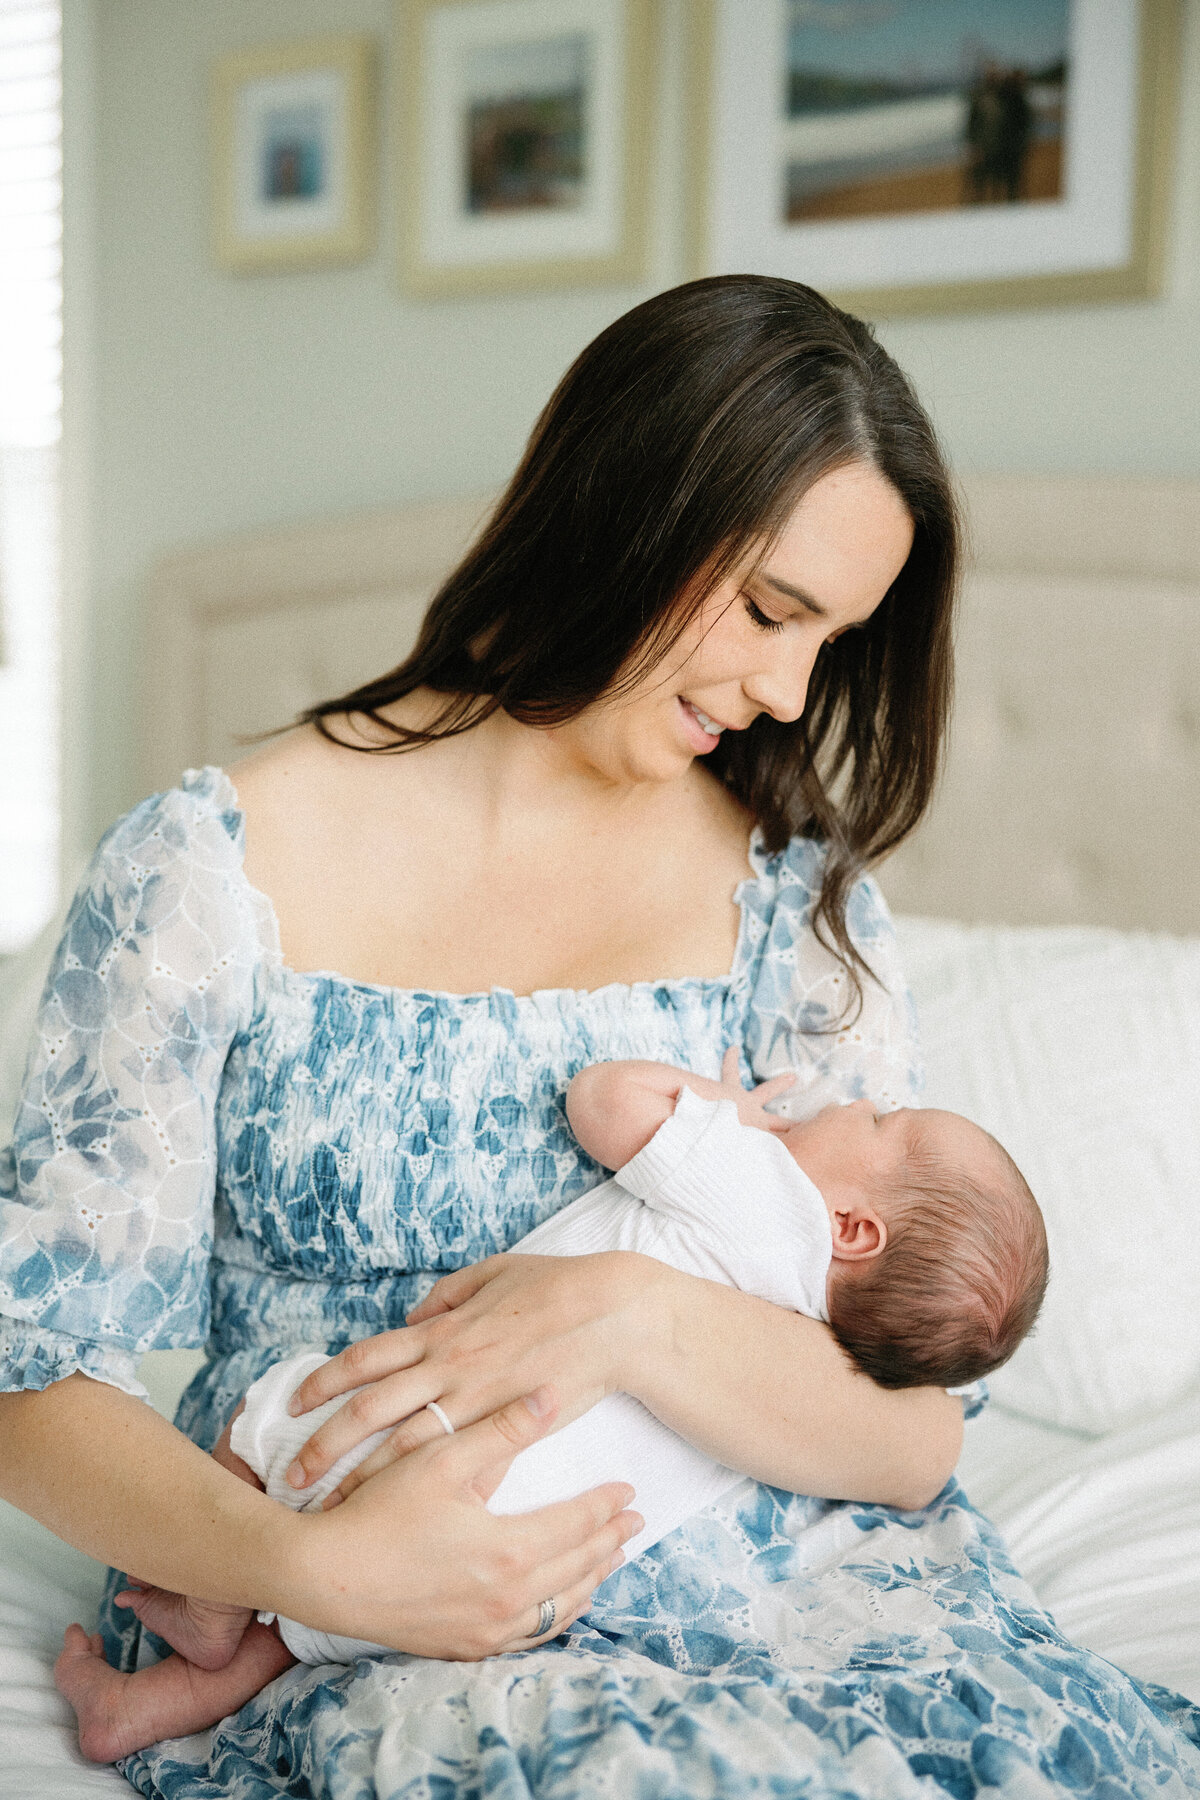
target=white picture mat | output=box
[234,67,349,241]
[708,0,1138,290]
[420,0,625,269]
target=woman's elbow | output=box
[885,1391,964,1511]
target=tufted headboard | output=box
[145,475,1200,934]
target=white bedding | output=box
[958,1391,1200,1705]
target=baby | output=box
[58,1052,1047,1761]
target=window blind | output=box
[0,0,61,952]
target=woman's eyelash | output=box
[743,595,786,634]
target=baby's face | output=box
[780,1100,995,1228]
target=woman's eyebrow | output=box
[760,573,828,618]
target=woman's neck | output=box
[365,690,703,840]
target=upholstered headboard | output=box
[145,475,1200,933]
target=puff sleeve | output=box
[0,768,277,1399]
[739,836,921,1117]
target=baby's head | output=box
[782,1101,1047,1389]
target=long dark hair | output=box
[303,276,958,996]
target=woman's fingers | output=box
[287,1329,425,1418]
[495,1482,643,1576]
[406,1259,504,1324]
[511,1504,640,1605]
[442,1390,639,1549]
[321,1411,446,1508]
[329,1432,645,1602]
[448,1386,565,1501]
[286,1368,447,1489]
[302,1388,641,1661]
[501,1549,626,1652]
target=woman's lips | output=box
[678,698,725,753]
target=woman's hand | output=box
[289,1385,643,1659]
[0,1373,639,1661]
[283,1252,661,1504]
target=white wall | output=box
[68,0,1200,856]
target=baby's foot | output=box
[55,1623,142,1763]
[114,1581,251,1671]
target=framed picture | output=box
[398,0,656,297]
[688,0,1180,317]
[212,36,375,273]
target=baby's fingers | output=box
[753,1072,797,1099]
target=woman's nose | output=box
[743,639,820,723]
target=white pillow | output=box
[896,916,1200,1436]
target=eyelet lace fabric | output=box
[2,766,1197,1798]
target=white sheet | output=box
[0,1351,201,1794]
[958,1392,1200,1703]
[0,1500,123,1796]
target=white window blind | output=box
[0,0,61,953]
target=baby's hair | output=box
[827,1123,1048,1390]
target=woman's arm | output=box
[284,1253,962,1512]
[0,1378,299,1607]
[626,1262,962,1510]
[0,1373,640,1658]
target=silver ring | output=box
[425,1401,455,1436]
[535,1596,556,1637]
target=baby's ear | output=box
[829,1204,887,1262]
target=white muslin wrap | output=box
[230,1087,832,1665]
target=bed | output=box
[0,473,1197,1792]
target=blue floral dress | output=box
[1,767,1197,1799]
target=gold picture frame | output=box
[688,0,1181,318]
[397,0,656,298]
[212,35,376,274]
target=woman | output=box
[1,277,1197,1797]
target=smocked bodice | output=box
[0,765,919,1411]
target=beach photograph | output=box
[783,0,1070,223]
[463,32,589,215]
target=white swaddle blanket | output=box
[230,1087,832,1664]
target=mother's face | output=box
[562,459,915,786]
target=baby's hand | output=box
[114,1580,254,1672]
[715,1049,795,1132]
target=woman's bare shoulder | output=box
[225,709,462,973]
[227,724,344,839]
[229,702,447,838]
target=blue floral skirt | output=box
[102,1359,1200,1800]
